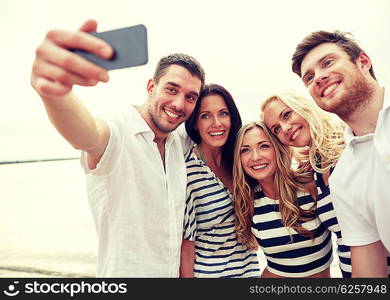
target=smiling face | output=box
[300,42,373,118]
[263,99,311,148]
[145,64,202,137]
[196,94,231,148]
[240,126,277,184]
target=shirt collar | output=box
[129,105,175,144]
[129,105,152,134]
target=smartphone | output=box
[71,24,148,70]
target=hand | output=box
[31,20,113,97]
[297,160,313,174]
[295,147,312,174]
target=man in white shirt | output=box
[291,30,389,277]
[31,20,205,277]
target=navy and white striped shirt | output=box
[183,147,260,277]
[252,188,333,277]
[314,169,351,277]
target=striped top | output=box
[183,147,260,278]
[314,169,352,277]
[252,188,333,277]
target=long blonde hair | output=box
[260,91,345,173]
[232,121,316,250]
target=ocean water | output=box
[0,159,342,278]
[0,159,97,277]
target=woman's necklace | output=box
[197,144,206,164]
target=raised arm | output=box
[31,20,113,168]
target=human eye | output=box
[220,110,230,117]
[273,126,280,135]
[304,74,314,86]
[166,87,177,94]
[259,143,270,149]
[283,111,291,119]
[186,94,197,103]
[200,113,209,119]
[324,58,335,67]
[240,147,249,154]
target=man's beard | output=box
[149,105,181,134]
[331,75,374,121]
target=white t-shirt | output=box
[330,88,390,253]
[81,106,189,277]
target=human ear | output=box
[356,52,372,73]
[146,79,155,95]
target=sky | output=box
[1,0,389,161]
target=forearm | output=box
[180,239,195,278]
[41,92,107,154]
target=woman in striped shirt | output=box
[260,91,390,277]
[180,84,260,278]
[233,121,332,277]
[260,91,351,277]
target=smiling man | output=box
[31,20,205,277]
[291,31,390,277]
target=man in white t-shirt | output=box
[31,20,205,277]
[291,30,389,277]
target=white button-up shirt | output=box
[330,88,390,253]
[81,106,188,277]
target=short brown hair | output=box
[153,53,206,92]
[292,30,376,80]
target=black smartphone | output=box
[71,24,148,70]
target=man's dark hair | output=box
[153,53,206,92]
[292,30,376,80]
[185,83,242,173]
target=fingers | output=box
[46,29,113,59]
[79,19,98,33]
[31,21,114,97]
[36,39,109,82]
[33,57,98,86]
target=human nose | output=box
[171,96,185,112]
[251,148,262,160]
[280,122,291,133]
[212,115,222,126]
[315,70,329,85]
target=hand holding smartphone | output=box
[72,24,148,70]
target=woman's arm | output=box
[179,239,195,278]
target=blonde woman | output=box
[233,121,333,277]
[260,91,352,276]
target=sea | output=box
[0,137,342,278]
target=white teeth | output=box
[210,131,224,136]
[252,164,267,170]
[323,83,339,97]
[165,109,179,119]
[291,129,300,141]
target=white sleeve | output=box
[331,192,381,247]
[80,116,121,176]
